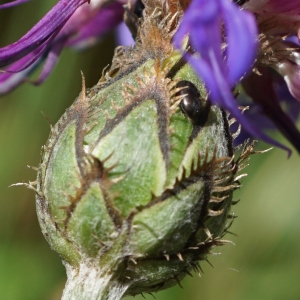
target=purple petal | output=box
[284,35,300,45]
[174,0,225,99]
[232,101,276,147]
[0,37,67,94]
[188,1,223,70]
[115,22,135,47]
[0,0,29,9]
[275,60,300,101]
[243,66,300,153]
[187,54,223,101]
[203,58,292,154]
[273,74,300,122]
[0,53,42,94]
[4,38,54,73]
[0,0,88,68]
[221,0,258,85]
[67,2,124,49]
[31,38,67,86]
[218,84,291,155]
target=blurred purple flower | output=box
[240,67,300,150]
[173,0,300,154]
[173,0,293,153]
[0,0,124,94]
[244,0,300,102]
[243,0,300,152]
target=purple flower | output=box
[242,0,300,152]
[0,0,124,94]
[173,0,300,155]
[244,0,300,102]
[241,67,300,150]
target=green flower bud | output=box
[35,3,255,300]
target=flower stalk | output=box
[62,230,129,300]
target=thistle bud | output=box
[35,2,254,299]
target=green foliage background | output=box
[0,1,300,299]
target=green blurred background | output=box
[0,1,300,299]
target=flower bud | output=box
[35,3,255,299]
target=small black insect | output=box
[176,80,209,126]
[234,0,248,5]
[134,0,145,18]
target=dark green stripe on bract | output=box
[41,120,82,265]
[92,100,166,217]
[67,182,116,257]
[179,106,230,179]
[165,111,192,187]
[129,180,205,256]
[44,120,81,225]
[84,60,156,147]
